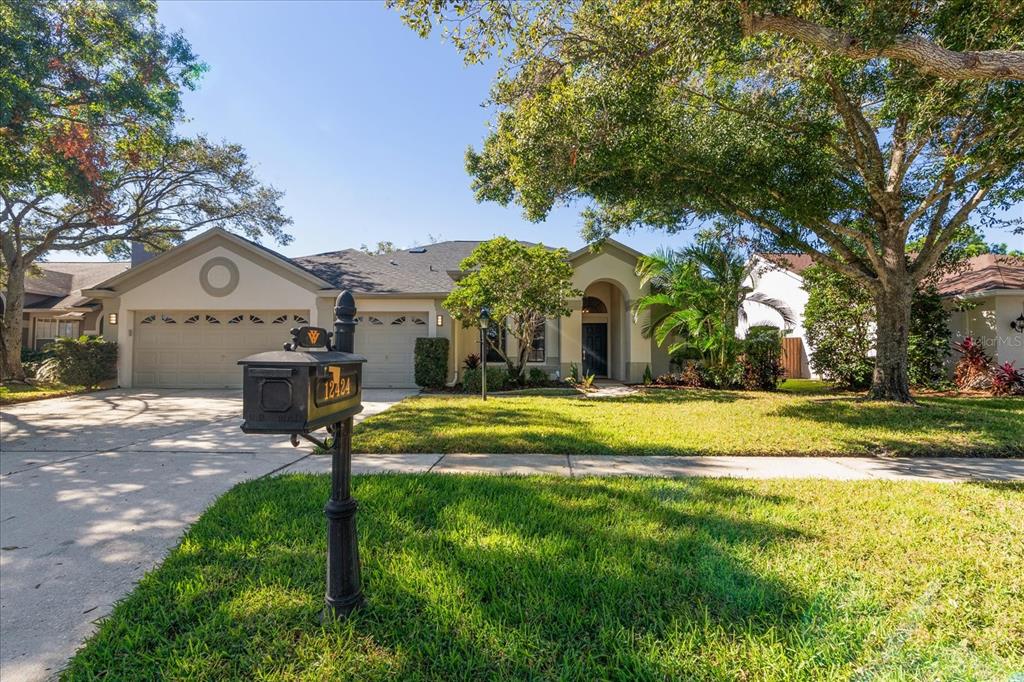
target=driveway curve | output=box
[0,388,414,682]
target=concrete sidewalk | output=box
[284,453,1024,482]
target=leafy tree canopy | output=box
[444,237,580,378]
[1,0,290,380]
[391,0,1024,401]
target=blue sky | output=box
[153,0,644,257]
[58,1,1024,259]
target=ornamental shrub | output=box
[35,336,117,387]
[991,361,1024,396]
[953,337,992,390]
[803,265,875,389]
[414,338,449,389]
[908,286,952,388]
[742,325,784,391]
[527,367,549,386]
[642,365,653,385]
[461,366,510,393]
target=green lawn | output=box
[353,388,1023,457]
[0,382,91,405]
[65,475,1023,680]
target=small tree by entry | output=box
[443,237,580,382]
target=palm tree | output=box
[634,241,795,366]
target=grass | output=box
[352,387,1023,457]
[0,382,91,405]
[64,475,1024,680]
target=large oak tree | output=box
[391,0,1024,401]
[1,0,290,381]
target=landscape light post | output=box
[479,307,490,401]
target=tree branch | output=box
[742,11,1024,80]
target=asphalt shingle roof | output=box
[24,262,130,308]
[935,254,1024,297]
[294,241,537,295]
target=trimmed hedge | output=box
[36,336,117,387]
[742,325,785,391]
[462,366,510,394]
[414,338,449,389]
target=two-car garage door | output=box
[133,310,310,388]
[132,309,426,388]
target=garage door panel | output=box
[132,310,307,388]
[354,312,425,388]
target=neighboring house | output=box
[939,254,1024,369]
[744,253,1024,377]
[79,227,670,389]
[20,261,131,351]
[740,254,816,379]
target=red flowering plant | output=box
[952,337,992,390]
[991,362,1024,396]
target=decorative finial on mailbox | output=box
[334,290,356,353]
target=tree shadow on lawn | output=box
[68,475,873,680]
[769,396,1024,456]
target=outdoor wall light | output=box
[108,313,118,325]
[1012,314,1024,333]
[436,314,444,327]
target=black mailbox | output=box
[239,348,365,434]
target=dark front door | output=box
[582,323,608,377]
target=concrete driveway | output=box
[0,387,415,682]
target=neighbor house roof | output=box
[758,253,815,275]
[935,254,1024,297]
[24,262,130,309]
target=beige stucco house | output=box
[80,228,669,388]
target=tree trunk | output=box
[869,281,913,402]
[1,260,28,382]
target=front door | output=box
[582,323,608,377]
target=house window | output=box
[293,314,309,324]
[34,318,80,350]
[582,296,607,314]
[527,323,545,362]
[391,316,406,325]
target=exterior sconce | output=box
[1011,313,1024,333]
[108,313,118,325]
[436,314,444,327]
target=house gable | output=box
[85,228,330,297]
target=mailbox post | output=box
[324,291,362,617]
[238,290,366,619]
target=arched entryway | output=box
[581,280,630,380]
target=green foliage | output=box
[908,287,952,388]
[443,237,580,378]
[35,336,116,388]
[413,337,449,389]
[527,367,549,386]
[642,364,653,385]
[805,265,953,389]
[1,0,291,382]
[803,265,876,390]
[391,0,1024,400]
[461,366,510,394]
[634,238,794,367]
[742,326,785,391]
